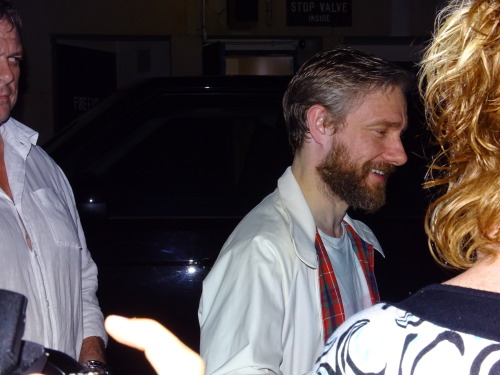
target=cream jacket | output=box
[199,167,382,375]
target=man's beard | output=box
[316,142,395,213]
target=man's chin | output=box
[0,106,12,124]
[348,190,386,213]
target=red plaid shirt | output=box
[315,221,380,342]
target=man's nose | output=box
[384,136,408,166]
[0,60,14,84]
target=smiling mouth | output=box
[371,168,386,176]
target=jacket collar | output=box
[277,167,383,269]
[343,216,383,256]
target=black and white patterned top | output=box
[312,284,500,375]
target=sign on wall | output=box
[286,0,352,27]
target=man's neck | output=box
[291,160,348,238]
[0,136,13,201]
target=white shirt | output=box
[319,225,372,317]
[0,118,106,360]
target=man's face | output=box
[0,19,22,125]
[317,87,408,212]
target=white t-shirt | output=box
[318,223,372,318]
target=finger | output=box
[105,315,204,375]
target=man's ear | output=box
[306,104,330,145]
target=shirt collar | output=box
[0,117,39,148]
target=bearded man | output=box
[199,46,411,375]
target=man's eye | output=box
[9,56,22,64]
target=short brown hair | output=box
[282,45,412,154]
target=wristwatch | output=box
[80,359,113,375]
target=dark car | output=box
[44,74,447,375]
[44,75,293,374]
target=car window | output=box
[76,93,290,218]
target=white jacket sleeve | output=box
[199,233,287,375]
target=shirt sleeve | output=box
[60,165,107,345]
[80,228,107,344]
[199,233,286,375]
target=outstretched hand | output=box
[104,315,205,375]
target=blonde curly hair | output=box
[419,0,500,270]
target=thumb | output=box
[105,315,204,375]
